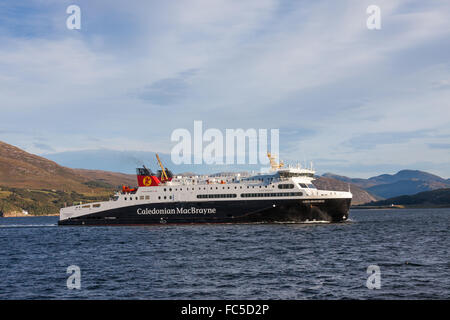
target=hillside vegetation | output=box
[0,186,112,216]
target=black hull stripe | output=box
[59,198,351,226]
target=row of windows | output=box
[77,203,101,209]
[155,182,314,193]
[156,183,316,192]
[123,195,150,201]
[197,194,237,199]
[278,184,295,189]
[165,186,244,191]
[246,177,274,182]
[121,191,305,202]
[162,184,298,191]
[241,192,303,198]
[162,182,316,192]
[279,172,314,178]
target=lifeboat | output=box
[122,185,137,193]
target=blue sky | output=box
[0,0,449,177]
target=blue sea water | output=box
[0,208,448,299]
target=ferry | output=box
[58,154,352,225]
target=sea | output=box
[0,208,448,300]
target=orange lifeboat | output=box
[122,185,137,193]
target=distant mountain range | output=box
[363,188,450,208]
[322,170,450,199]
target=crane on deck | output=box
[267,152,284,171]
[155,153,169,182]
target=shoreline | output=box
[1,212,59,218]
[351,205,450,209]
[351,205,405,209]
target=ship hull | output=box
[58,198,351,226]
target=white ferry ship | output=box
[59,154,352,225]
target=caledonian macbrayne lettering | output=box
[137,207,217,215]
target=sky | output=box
[0,0,449,177]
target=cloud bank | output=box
[0,0,449,177]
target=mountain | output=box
[0,141,136,192]
[321,173,373,188]
[312,176,378,205]
[363,188,450,208]
[0,141,92,193]
[322,170,450,199]
[365,179,449,199]
[0,141,142,216]
[366,169,447,185]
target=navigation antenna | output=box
[155,154,169,182]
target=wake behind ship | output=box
[58,154,352,225]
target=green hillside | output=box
[0,186,112,216]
